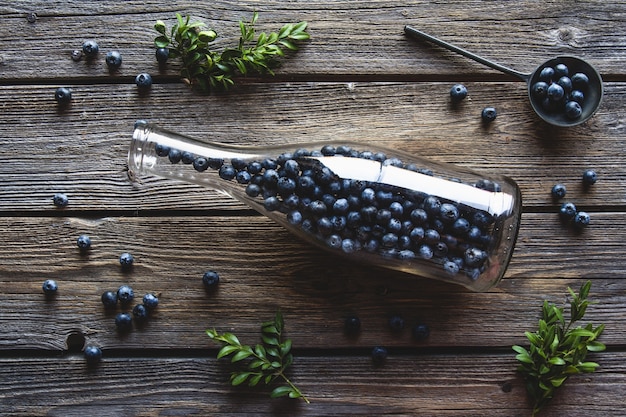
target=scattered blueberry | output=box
[42,279,58,296]
[132,303,149,322]
[119,252,134,270]
[559,202,577,221]
[582,169,597,186]
[202,270,220,290]
[155,47,169,64]
[81,40,99,58]
[115,312,133,331]
[142,293,159,310]
[54,87,72,105]
[344,316,361,336]
[105,50,122,70]
[77,235,92,251]
[449,84,467,102]
[71,49,83,61]
[135,73,153,90]
[52,193,69,207]
[101,291,118,308]
[551,184,567,199]
[116,285,134,304]
[573,211,590,229]
[84,345,103,365]
[481,107,497,123]
[26,12,37,23]
[371,346,388,366]
[388,315,405,332]
[412,323,430,341]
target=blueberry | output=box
[119,252,134,270]
[464,247,487,268]
[193,157,209,172]
[556,76,572,93]
[443,260,460,275]
[218,165,236,180]
[71,49,83,61]
[117,285,134,304]
[54,87,73,106]
[571,73,590,90]
[418,244,433,259]
[115,312,133,331]
[371,346,388,366]
[101,291,118,308]
[449,84,468,102]
[202,270,220,290]
[381,233,399,248]
[155,144,170,157]
[564,101,582,120]
[554,63,569,78]
[412,323,430,340]
[135,73,153,90]
[423,196,441,215]
[582,169,597,186]
[538,67,555,83]
[341,239,357,253]
[236,170,252,185]
[105,50,122,70]
[424,229,440,245]
[155,47,169,64]
[547,83,565,101]
[551,184,567,199]
[52,193,69,207]
[344,316,361,336]
[481,107,497,123]
[26,12,37,23]
[388,315,405,332]
[559,202,577,221]
[569,90,585,104]
[245,183,261,197]
[207,158,224,170]
[77,234,92,251]
[181,151,195,164]
[42,279,58,296]
[142,293,159,310]
[398,249,416,260]
[168,148,182,164]
[573,211,590,228]
[276,176,296,195]
[439,203,459,223]
[326,234,342,249]
[531,81,549,100]
[410,208,428,225]
[132,304,149,322]
[84,345,102,365]
[82,40,99,58]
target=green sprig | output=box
[206,311,309,403]
[154,12,310,91]
[512,281,605,416]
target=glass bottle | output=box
[129,121,521,291]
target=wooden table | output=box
[1,1,625,416]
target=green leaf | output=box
[249,373,263,387]
[270,385,293,399]
[567,328,596,338]
[222,332,241,346]
[550,376,568,387]
[231,349,253,362]
[217,345,239,359]
[231,372,250,386]
[548,356,566,366]
[279,40,298,51]
[262,334,280,346]
[587,341,606,352]
[155,36,170,48]
[280,339,292,356]
[154,20,167,35]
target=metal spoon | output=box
[404,25,603,127]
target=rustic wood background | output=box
[1,1,625,416]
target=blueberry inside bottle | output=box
[129,121,522,291]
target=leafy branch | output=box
[512,281,605,416]
[154,12,310,91]
[206,311,309,403]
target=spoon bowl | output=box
[404,26,603,127]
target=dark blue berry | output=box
[531,82,549,100]
[135,73,153,90]
[42,279,58,296]
[181,152,195,164]
[551,184,567,199]
[559,202,577,221]
[439,203,459,223]
[202,270,220,290]
[410,208,428,225]
[344,316,361,335]
[481,107,497,123]
[418,244,433,259]
[77,234,92,251]
[565,101,582,119]
[569,90,585,104]
[388,315,405,332]
[142,293,159,310]
[54,87,72,105]
[132,304,149,322]
[245,183,261,197]
[218,165,236,180]
[84,346,102,365]
[538,67,555,83]
[443,260,460,275]
[71,49,83,61]
[119,252,134,270]
[571,73,589,90]
[557,76,572,93]
[155,47,169,64]
[554,63,569,78]
[105,50,122,70]
[464,247,487,267]
[117,285,134,304]
[192,157,209,172]
[547,83,565,101]
[326,234,342,249]
[371,346,388,366]
[450,84,467,102]
[236,170,252,184]
[573,211,590,228]
[341,238,357,253]
[101,291,118,308]
[168,148,182,164]
[155,144,170,157]
[115,312,133,331]
[81,40,99,58]
[52,193,69,207]
[208,157,224,170]
[412,323,430,340]
[582,169,597,186]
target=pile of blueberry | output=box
[102,284,160,332]
[551,169,596,229]
[531,63,590,120]
[153,142,507,284]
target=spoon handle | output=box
[404,25,529,81]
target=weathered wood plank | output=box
[0,352,621,417]
[1,1,625,80]
[0,214,620,350]
[0,82,624,211]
